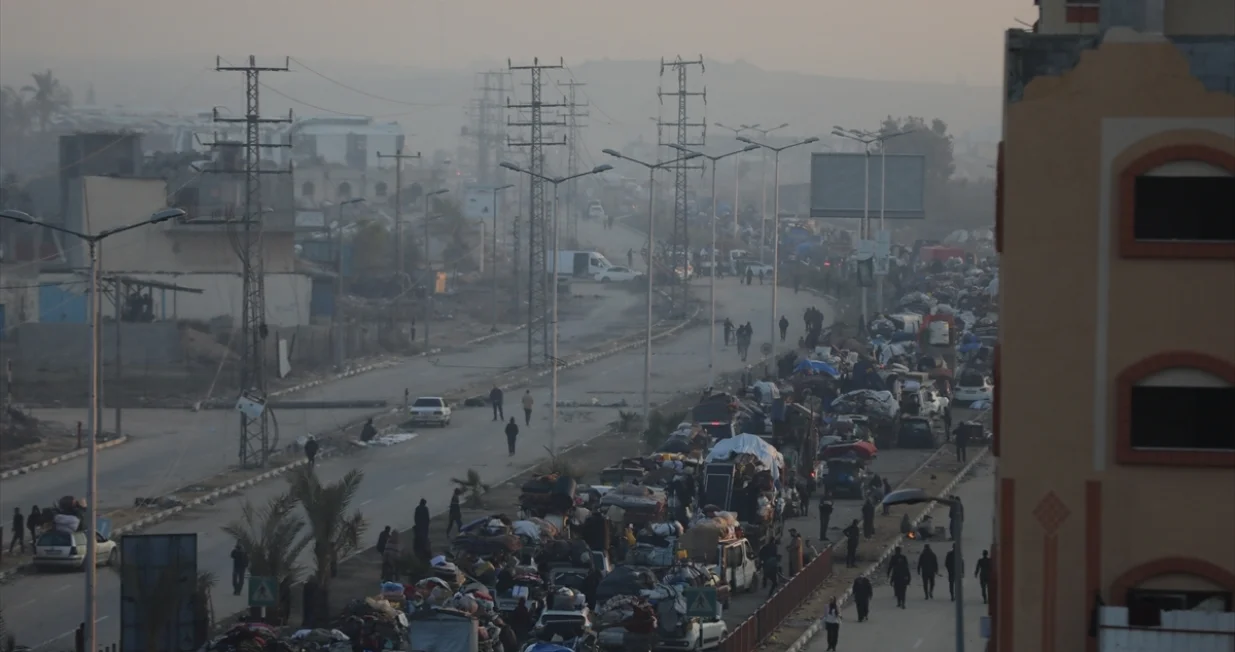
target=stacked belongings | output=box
[537,538,594,573]
[285,629,352,652]
[520,474,577,518]
[496,565,546,614]
[332,597,410,650]
[427,555,467,590]
[595,595,657,649]
[200,621,280,652]
[598,484,665,526]
[599,458,649,486]
[446,586,516,652]
[453,515,524,559]
[678,511,738,562]
[49,495,86,533]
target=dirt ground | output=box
[0,410,122,472]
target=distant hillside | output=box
[1,54,1000,154]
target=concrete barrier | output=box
[0,436,130,481]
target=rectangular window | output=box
[1126,589,1232,613]
[1128,386,1235,451]
[1133,176,1235,243]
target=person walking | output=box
[489,385,505,421]
[230,542,248,596]
[888,546,912,608]
[447,488,464,536]
[843,520,860,568]
[414,499,431,561]
[376,526,392,556]
[758,269,765,285]
[8,507,24,554]
[975,550,992,604]
[881,478,893,516]
[745,267,754,286]
[778,315,789,342]
[917,544,939,599]
[723,318,734,346]
[27,506,42,546]
[823,598,842,651]
[861,498,876,539]
[956,424,969,462]
[505,418,520,455]
[627,249,634,268]
[852,575,874,622]
[949,497,964,541]
[945,547,963,601]
[793,275,801,294]
[818,498,833,541]
[304,435,320,468]
[521,390,534,426]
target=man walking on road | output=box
[522,390,534,425]
[917,544,939,599]
[627,248,634,268]
[414,499,431,560]
[818,498,833,541]
[975,550,992,604]
[447,488,464,536]
[376,526,391,556]
[852,576,874,622]
[8,507,24,553]
[888,546,912,609]
[304,435,319,468]
[230,542,248,596]
[489,385,505,421]
[945,547,963,601]
[778,315,789,342]
[723,318,734,346]
[505,418,520,455]
[843,520,861,568]
[861,498,876,539]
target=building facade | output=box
[994,3,1235,651]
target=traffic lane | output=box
[1,287,643,523]
[9,278,825,648]
[804,467,994,652]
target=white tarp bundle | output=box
[831,390,900,420]
[705,434,785,483]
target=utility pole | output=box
[560,80,589,247]
[473,71,511,187]
[657,56,706,318]
[507,58,567,367]
[211,55,292,469]
[377,149,422,281]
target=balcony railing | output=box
[1099,606,1235,652]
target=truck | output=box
[556,250,613,278]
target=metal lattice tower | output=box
[212,56,292,468]
[472,71,512,187]
[560,81,589,247]
[657,56,706,317]
[507,58,566,367]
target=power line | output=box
[289,57,456,107]
[560,80,589,247]
[657,56,707,317]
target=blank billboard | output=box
[810,152,927,219]
[121,533,199,652]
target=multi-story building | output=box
[993,1,1235,651]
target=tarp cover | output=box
[407,608,479,652]
[705,434,784,483]
[793,359,840,377]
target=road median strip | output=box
[0,436,130,481]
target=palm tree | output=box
[451,468,492,508]
[193,571,218,643]
[287,467,367,626]
[221,493,310,623]
[21,69,72,132]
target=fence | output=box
[720,548,834,652]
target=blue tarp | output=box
[794,359,840,377]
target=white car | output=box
[34,529,118,570]
[594,266,641,282]
[587,201,606,220]
[408,396,451,426]
[954,374,994,405]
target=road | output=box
[804,464,994,652]
[4,270,830,650]
[0,218,647,525]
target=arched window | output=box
[1117,143,1235,259]
[375,181,388,197]
[1110,557,1235,612]
[300,181,315,198]
[1115,351,1235,467]
[337,182,353,200]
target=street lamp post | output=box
[0,207,186,652]
[882,488,967,652]
[499,163,612,455]
[423,189,450,350]
[714,123,759,237]
[669,144,758,390]
[490,184,515,332]
[832,126,916,316]
[736,135,818,367]
[744,123,790,262]
[602,150,702,420]
[332,198,365,367]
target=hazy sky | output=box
[1,0,1030,84]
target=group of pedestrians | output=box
[721,319,755,361]
[489,385,537,456]
[7,506,44,553]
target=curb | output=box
[0,436,130,481]
[782,448,991,652]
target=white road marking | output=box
[53,584,71,594]
[34,616,109,651]
[359,499,372,507]
[426,472,435,477]
[913,637,924,648]
[394,485,405,491]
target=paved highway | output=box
[5,265,834,650]
[804,464,994,652]
[1,219,646,524]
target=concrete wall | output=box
[0,265,39,337]
[9,321,184,374]
[997,32,1235,652]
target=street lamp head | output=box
[429,189,450,197]
[343,198,366,206]
[0,209,37,224]
[741,144,760,152]
[742,123,760,130]
[776,123,789,129]
[590,164,614,174]
[601,149,623,159]
[803,137,820,145]
[668,143,689,153]
[499,161,523,173]
[497,184,515,191]
[149,208,187,224]
[736,136,753,144]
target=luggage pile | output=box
[830,389,899,421]
[198,622,281,652]
[598,484,665,525]
[332,596,410,650]
[283,629,351,652]
[519,474,577,517]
